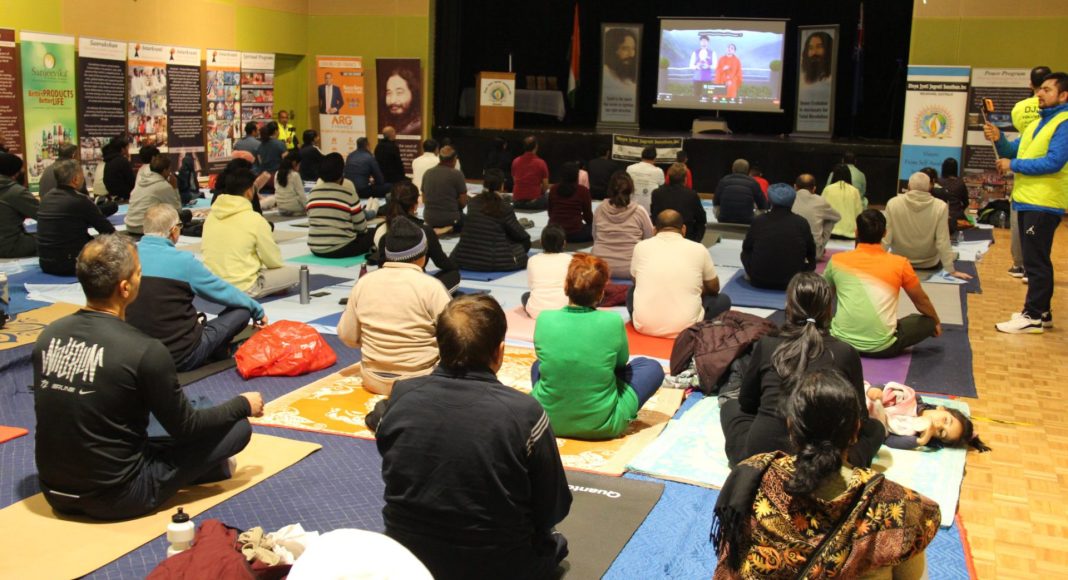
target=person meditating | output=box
[33,235,263,520]
[712,369,940,579]
[532,253,665,439]
[592,171,654,279]
[450,169,531,272]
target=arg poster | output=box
[240,52,274,126]
[897,65,971,192]
[0,29,24,159]
[962,68,1033,208]
[77,37,126,188]
[205,49,241,173]
[317,55,366,155]
[20,32,77,189]
[794,25,838,136]
[166,46,205,172]
[376,57,422,174]
[128,42,168,151]
[598,23,642,129]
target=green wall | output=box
[910,17,1068,71]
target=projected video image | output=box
[656,19,786,113]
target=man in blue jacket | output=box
[126,203,267,371]
[344,137,391,199]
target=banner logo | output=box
[483,81,512,105]
[43,53,55,69]
[915,106,952,139]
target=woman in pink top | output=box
[592,171,654,279]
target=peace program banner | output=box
[794,25,838,135]
[317,55,366,155]
[77,37,126,189]
[127,42,168,152]
[961,68,1032,208]
[205,49,241,174]
[166,46,205,172]
[897,65,971,192]
[240,52,275,126]
[0,29,24,160]
[21,32,77,190]
[376,57,421,174]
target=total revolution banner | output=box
[77,37,126,188]
[376,58,422,174]
[0,29,24,159]
[793,25,838,135]
[21,32,77,189]
[206,49,241,173]
[897,65,971,191]
[166,46,205,171]
[317,55,366,155]
[127,42,168,151]
[962,68,1033,208]
[598,23,642,129]
[241,52,274,126]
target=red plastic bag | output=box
[235,321,337,379]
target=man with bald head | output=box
[884,172,971,280]
[629,209,731,338]
[375,126,407,185]
[791,172,840,260]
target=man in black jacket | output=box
[371,294,572,579]
[652,162,707,244]
[0,153,38,258]
[741,183,816,289]
[33,234,264,520]
[375,126,407,185]
[102,135,136,201]
[37,160,116,276]
[586,145,618,200]
[299,129,324,183]
[713,158,767,224]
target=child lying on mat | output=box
[866,382,991,452]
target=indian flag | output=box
[567,3,580,107]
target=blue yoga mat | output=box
[459,268,522,282]
[903,324,977,398]
[720,270,787,310]
[920,260,981,294]
[192,274,351,315]
[5,267,78,315]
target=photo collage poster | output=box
[241,52,275,128]
[205,50,242,173]
[127,42,168,153]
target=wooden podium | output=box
[476,72,516,129]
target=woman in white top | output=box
[822,164,864,239]
[523,224,571,317]
[274,151,306,216]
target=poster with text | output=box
[317,55,366,155]
[77,37,126,188]
[611,134,683,163]
[598,23,642,128]
[376,57,422,175]
[128,42,168,152]
[167,46,205,173]
[0,29,24,159]
[794,25,838,135]
[962,68,1032,208]
[898,65,970,192]
[21,32,77,189]
[206,49,241,174]
[241,52,274,127]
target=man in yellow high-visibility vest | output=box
[1006,65,1051,282]
[985,72,1068,334]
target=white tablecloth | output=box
[459,88,566,120]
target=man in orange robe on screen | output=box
[715,43,743,99]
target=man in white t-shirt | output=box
[629,209,731,338]
[625,146,665,214]
[412,138,462,197]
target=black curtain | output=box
[433,0,913,139]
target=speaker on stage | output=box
[476,72,516,129]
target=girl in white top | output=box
[274,151,307,216]
[523,224,572,318]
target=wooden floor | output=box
[959,221,1068,578]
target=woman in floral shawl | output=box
[712,369,940,579]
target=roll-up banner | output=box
[598,23,642,130]
[240,52,275,127]
[376,57,422,175]
[21,32,77,189]
[166,46,205,172]
[898,65,971,192]
[962,68,1033,208]
[317,55,366,155]
[794,25,838,136]
[77,37,126,188]
[128,42,168,153]
[0,29,24,159]
[206,49,241,173]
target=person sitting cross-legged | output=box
[450,169,531,272]
[629,209,731,338]
[884,171,972,280]
[339,217,452,395]
[592,171,654,279]
[791,173,841,260]
[368,294,572,579]
[33,234,263,520]
[307,152,374,259]
[0,152,38,258]
[825,209,943,358]
[532,253,665,439]
[651,162,706,244]
[741,183,816,290]
[126,204,267,372]
[37,159,116,276]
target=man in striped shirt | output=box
[306,153,374,258]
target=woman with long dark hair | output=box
[712,369,939,579]
[450,169,531,272]
[720,271,885,468]
[273,151,305,216]
[373,181,460,293]
[547,161,593,243]
[591,170,654,279]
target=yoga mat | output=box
[272,230,306,243]
[0,303,81,351]
[624,322,675,360]
[721,270,787,310]
[558,472,665,580]
[192,274,351,316]
[0,425,28,444]
[254,347,685,476]
[708,239,744,268]
[960,226,993,242]
[6,267,77,313]
[0,434,321,580]
[898,282,964,326]
[177,357,238,387]
[287,253,367,268]
[903,325,977,398]
[458,268,522,282]
[861,353,912,386]
[919,261,981,294]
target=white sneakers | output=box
[995,311,1053,334]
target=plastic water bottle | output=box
[166,507,195,558]
[299,265,310,304]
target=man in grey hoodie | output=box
[884,172,972,280]
[125,154,181,237]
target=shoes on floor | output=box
[996,312,1044,334]
[1008,265,1025,278]
[1042,311,1054,328]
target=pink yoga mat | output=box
[861,353,911,386]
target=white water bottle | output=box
[166,507,195,558]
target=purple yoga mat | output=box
[861,354,911,385]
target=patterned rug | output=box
[253,346,684,476]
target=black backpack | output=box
[977,198,1011,228]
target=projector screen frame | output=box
[654,16,789,114]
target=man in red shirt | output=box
[664,150,694,189]
[511,136,549,210]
